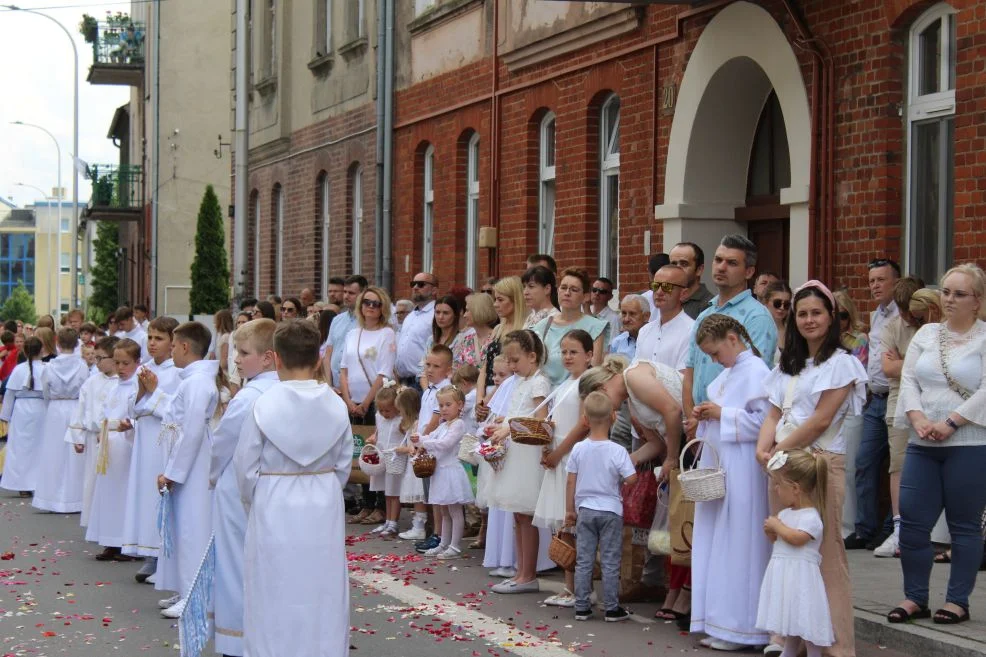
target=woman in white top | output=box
[889,264,986,626]
[756,281,867,657]
[340,287,397,422]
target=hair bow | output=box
[767,451,789,472]
[381,378,397,389]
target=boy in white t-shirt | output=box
[566,391,637,623]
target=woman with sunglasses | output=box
[280,297,303,320]
[762,281,792,363]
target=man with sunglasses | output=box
[636,266,694,371]
[395,273,437,389]
[846,258,901,551]
[322,275,367,391]
[588,277,621,338]
[668,242,714,319]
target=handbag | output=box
[647,483,671,555]
[938,324,973,400]
[621,464,658,528]
[668,466,694,566]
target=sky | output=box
[0,0,131,208]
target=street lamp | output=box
[14,183,54,315]
[11,121,63,319]
[4,5,79,311]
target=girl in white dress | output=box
[536,328,595,607]
[488,330,551,594]
[364,382,404,537]
[396,387,427,533]
[413,385,474,559]
[0,337,45,495]
[757,449,834,657]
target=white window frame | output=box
[274,185,284,296]
[466,133,480,289]
[60,217,70,233]
[267,0,276,76]
[253,194,261,296]
[538,112,556,255]
[352,166,363,274]
[599,94,621,286]
[324,0,332,52]
[320,174,331,297]
[60,252,70,273]
[422,145,435,274]
[905,3,956,284]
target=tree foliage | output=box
[189,184,230,314]
[0,281,37,324]
[88,220,120,325]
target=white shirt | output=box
[418,376,451,433]
[566,439,636,516]
[636,310,694,371]
[340,326,397,404]
[395,300,435,378]
[867,301,898,393]
[591,305,622,340]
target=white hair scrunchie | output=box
[767,451,789,472]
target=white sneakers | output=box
[543,589,576,608]
[161,598,186,619]
[488,567,517,578]
[158,594,181,609]
[423,543,448,557]
[398,526,426,541]
[491,579,539,594]
[874,532,900,558]
[436,546,463,560]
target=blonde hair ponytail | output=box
[579,354,629,399]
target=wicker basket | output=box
[677,438,726,502]
[412,452,437,479]
[478,441,507,472]
[548,528,577,571]
[458,433,480,465]
[358,444,386,477]
[508,417,554,447]
[381,447,408,475]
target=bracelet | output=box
[945,417,959,431]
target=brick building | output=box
[236,0,984,307]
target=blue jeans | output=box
[854,394,889,539]
[575,508,623,612]
[899,443,986,609]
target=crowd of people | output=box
[0,234,983,657]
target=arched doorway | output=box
[656,1,812,286]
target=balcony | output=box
[81,14,145,86]
[82,164,144,224]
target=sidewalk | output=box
[849,550,986,657]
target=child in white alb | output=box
[757,450,834,657]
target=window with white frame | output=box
[60,252,70,273]
[253,194,262,296]
[599,95,621,287]
[422,145,435,274]
[538,113,556,255]
[466,134,480,289]
[274,185,284,296]
[346,0,365,40]
[324,0,332,53]
[266,0,276,77]
[60,217,70,232]
[319,174,331,296]
[907,4,956,284]
[352,167,363,274]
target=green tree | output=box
[88,220,120,324]
[189,185,230,314]
[0,281,38,324]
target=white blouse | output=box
[764,351,868,454]
[340,326,397,404]
[896,321,986,447]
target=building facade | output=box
[233,0,985,307]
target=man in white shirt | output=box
[113,305,150,362]
[322,274,367,390]
[395,272,437,389]
[636,265,694,371]
[587,277,621,338]
[639,254,670,322]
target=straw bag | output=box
[548,527,577,571]
[677,438,726,502]
[358,444,386,477]
[458,432,480,465]
[412,452,437,478]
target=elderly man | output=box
[322,274,367,390]
[299,287,316,312]
[395,272,437,389]
[668,242,715,319]
[393,299,414,330]
[636,265,694,371]
[609,294,650,361]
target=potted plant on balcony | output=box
[93,175,113,206]
[79,14,98,44]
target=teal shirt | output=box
[534,314,611,386]
[685,289,777,404]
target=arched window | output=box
[906,3,956,283]
[466,133,480,289]
[599,95,620,286]
[422,145,435,273]
[273,183,284,296]
[351,166,363,274]
[538,112,556,255]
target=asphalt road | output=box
[1,491,910,657]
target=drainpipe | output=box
[150,0,161,312]
[374,0,385,286]
[381,0,394,293]
[233,0,250,304]
[488,0,500,279]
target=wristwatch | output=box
[945,417,959,431]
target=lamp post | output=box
[14,183,53,315]
[4,5,79,311]
[11,121,63,319]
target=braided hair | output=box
[695,314,762,358]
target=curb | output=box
[855,608,986,657]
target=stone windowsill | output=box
[307,52,335,74]
[254,75,277,96]
[338,36,368,57]
[409,0,483,36]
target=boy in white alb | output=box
[566,391,637,623]
[209,319,279,657]
[113,306,150,363]
[154,322,221,619]
[235,319,353,657]
[33,328,90,513]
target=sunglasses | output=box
[838,310,850,321]
[280,306,297,313]
[650,281,684,293]
[410,280,432,288]
[361,299,383,309]
[591,287,612,295]
[771,299,791,310]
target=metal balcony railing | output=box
[82,17,145,67]
[86,164,143,211]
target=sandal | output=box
[934,550,952,564]
[887,604,930,624]
[469,539,485,550]
[933,607,970,625]
[654,608,677,620]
